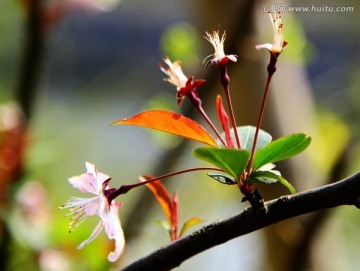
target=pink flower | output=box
[60,162,125,262]
[203,30,237,67]
[256,12,288,56]
[160,57,205,106]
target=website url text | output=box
[261,4,354,13]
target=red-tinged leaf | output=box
[216,95,234,148]
[179,218,203,237]
[171,192,179,241]
[113,110,218,147]
[140,175,173,224]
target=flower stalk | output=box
[247,74,272,172]
[221,67,241,149]
[248,11,288,172]
[108,167,224,202]
[204,30,241,149]
[196,104,227,147]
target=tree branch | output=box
[121,172,360,271]
[16,0,44,122]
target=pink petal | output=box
[83,197,101,216]
[107,230,125,262]
[104,205,125,261]
[97,172,111,185]
[85,162,110,192]
[85,162,100,190]
[77,219,104,249]
[255,43,273,51]
[95,196,106,216]
[85,162,97,176]
[68,174,98,194]
[226,54,237,62]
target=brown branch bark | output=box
[16,0,44,121]
[121,171,360,271]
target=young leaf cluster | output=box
[194,126,311,193]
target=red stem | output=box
[247,74,272,172]
[218,63,241,149]
[224,85,241,149]
[108,167,224,202]
[197,105,227,147]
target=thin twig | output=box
[224,83,241,149]
[248,74,272,171]
[197,105,227,146]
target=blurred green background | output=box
[1,0,360,270]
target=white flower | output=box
[160,57,188,90]
[60,162,125,262]
[256,12,288,55]
[203,30,237,67]
[160,57,206,106]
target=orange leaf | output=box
[140,175,173,225]
[113,110,218,147]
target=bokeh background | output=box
[1,0,360,270]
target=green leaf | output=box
[193,147,250,179]
[237,126,272,151]
[207,173,236,185]
[219,126,272,150]
[179,218,203,238]
[249,170,278,184]
[249,170,296,194]
[253,133,311,171]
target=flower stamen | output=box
[203,30,237,67]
